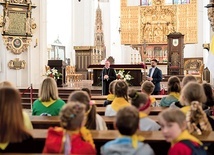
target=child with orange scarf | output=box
[105,80,130,116]
[129,89,160,131]
[43,102,96,154]
[158,108,206,155]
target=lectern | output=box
[48,60,66,87]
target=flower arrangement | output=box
[44,68,62,80]
[116,69,134,81]
[162,58,168,63]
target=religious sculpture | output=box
[26,11,32,35]
[3,10,9,33]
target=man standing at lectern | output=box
[101,61,116,95]
[147,59,162,95]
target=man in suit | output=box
[147,59,162,95]
[101,61,116,95]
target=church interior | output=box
[1,0,214,155]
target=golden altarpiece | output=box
[0,0,36,70]
[120,0,197,71]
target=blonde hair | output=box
[182,75,197,87]
[60,102,86,130]
[0,87,31,143]
[181,82,206,105]
[39,77,59,102]
[141,81,155,95]
[0,81,14,88]
[158,108,186,129]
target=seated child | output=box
[160,76,181,107]
[104,80,116,107]
[101,106,154,155]
[129,89,160,131]
[141,81,157,106]
[105,80,130,116]
[158,108,206,155]
[170,75,197,109]
[43,102,96,154]
[202,82,214,114]
[180,82,213,133]
[69,91,107,130]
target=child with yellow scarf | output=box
[101,106,154,155]
[158,108,206,155]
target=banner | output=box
[207,35,214,76]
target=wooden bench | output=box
[30,115,160,129]
[21,95,167,109]
[30,129,214,155]
[96,106,166,115]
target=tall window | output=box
[165,0,190,5]
[141,0,152,6]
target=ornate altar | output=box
[120,0,197,44]
[88,64,143,86]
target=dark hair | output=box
[114,80,128,101]
[109,80,116,94]
[151,59,158,63]
[141,81,155,95]
[181,75,197,87]
[116,106,139,135]
[68,91,97,129]
[129,89,148,109]
[81,88,91,98]
[202,83,214,107]
[167,76,181,94]
[60,102,85,130]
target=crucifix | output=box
[140,39,148,83]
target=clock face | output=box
[172,39,179,46]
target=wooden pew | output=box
[96,106,166,115]
[22,95,167,109]
[30,115,160,129]
[30,129,214,155]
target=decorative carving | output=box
[203,43,210,51]
[121,0,197,44]
[3,36,31,54]
[205,2,214,32]
[0,0,36,36]
[8,58,26,70]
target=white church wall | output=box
[0,0,48,87]
[109,0,122,63]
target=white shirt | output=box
[150,67,156,77]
